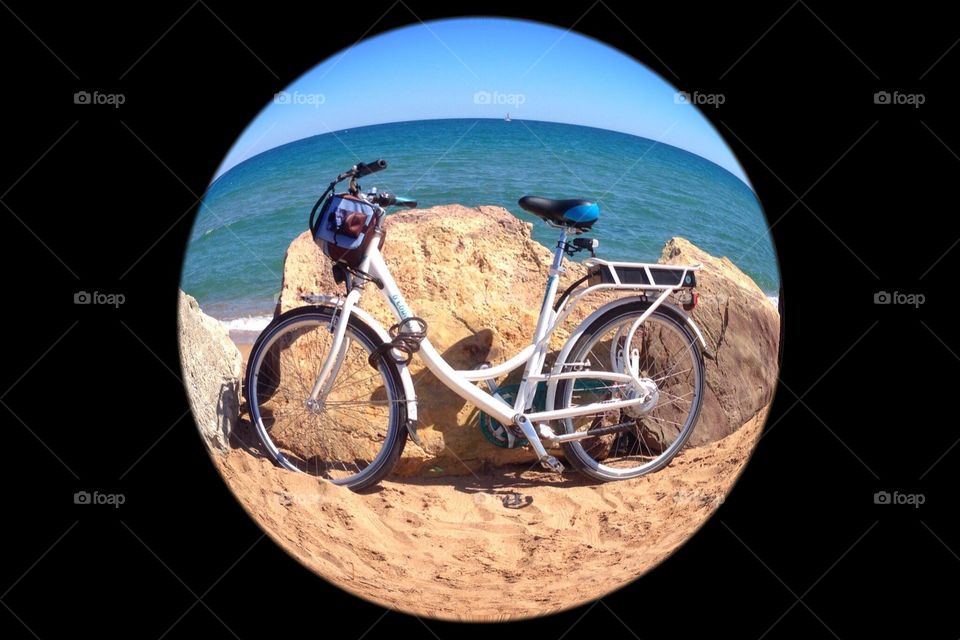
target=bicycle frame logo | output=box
[389,293,412,319]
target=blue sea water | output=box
[182,119,779,330]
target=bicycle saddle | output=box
[518,196,599,231]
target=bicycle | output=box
[244,160,707,490]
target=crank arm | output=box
[514,415,565,473]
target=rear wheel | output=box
[244,306,407,490]
[554,301,704,481]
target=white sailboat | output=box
[505,112,511,122]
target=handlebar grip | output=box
[370,193,417,208]
[356,159,387,177]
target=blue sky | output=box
[215,17,750,184]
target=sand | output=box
[215,400,766,622]
[235,340,253,366]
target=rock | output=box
[659,237,780,444]
[273,205,779,475]
[178,290,242,454]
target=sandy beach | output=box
[233,338,253,368]
[219,339,766,621]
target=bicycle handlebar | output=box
[334,159,387,183]
[317,159,417,213]
[356,159,387,177]
[313,159,404,229]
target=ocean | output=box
[181,118,780,336]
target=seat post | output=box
[550,227,568,276]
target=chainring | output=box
[478,383,531,449]
[477,380,610,448]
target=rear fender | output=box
[544,295,706,412]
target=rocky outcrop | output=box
[274,205,779,474]
[178,290,242,454]
[659,237,780,443]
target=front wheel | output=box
[244,305,408,490]
[554,301,705,481]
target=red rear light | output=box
[682,291,699,311]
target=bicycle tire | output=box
[244,305,408,490]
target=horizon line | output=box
[211,116,754,191]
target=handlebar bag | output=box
[311,193,381,266]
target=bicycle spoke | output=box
[248,315,401,486]
[557,309,703,478]
[653,367,693,384]
[324,398,405,406]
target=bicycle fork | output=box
[305,288,362,410]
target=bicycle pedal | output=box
[540,455,564,473]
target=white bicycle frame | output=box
[307,215,705,461]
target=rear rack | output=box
[551,257,702,324]
[584,258,700,289]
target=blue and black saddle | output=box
[519,196,599,231]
